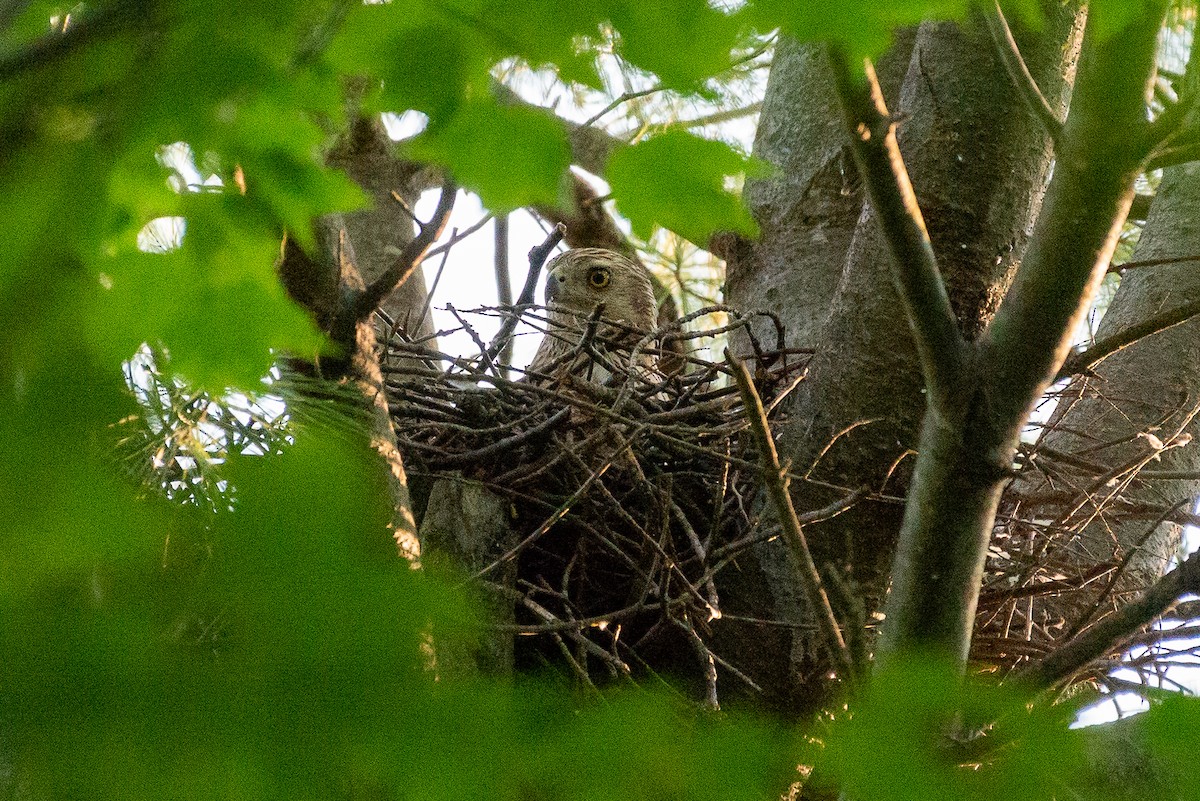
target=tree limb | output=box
[1022,545,1200,688]
[1058,297,1200,379]
[983,2,1167,438]
[983,0,1063,144]
[354,179,457,322]
[828,49,966,411]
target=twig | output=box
[422,212,494,261]
[671,616,720,709]
[483,223,565,362]
[1022,546,1200,688]
[828,49,966,409]
[471,453,616,580]
[354,179,457,321]
[1058,297,1200,379]
[413,232,454,334]
[726,348,857,687]
[1108,252,1200,274]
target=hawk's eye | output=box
[588,268,612,288]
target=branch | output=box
[983,0,1064,144]
[1109,252,1200,274]
[354,179,457,321]
[482,223,566,364]
[982,3,1167,437]
[493,83,624,177]
[1146,138,1200,171]
[662,101,764,132]
[726,348,858,687]
[1058,297,1200,379]
[1022,545,1200,688]
[828,50,966,410]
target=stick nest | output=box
[386,304,812,693]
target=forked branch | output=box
[355,179,458,321]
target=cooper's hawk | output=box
[526,248,658,384]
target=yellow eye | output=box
[588,268,611,288]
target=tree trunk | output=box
[718,7,1084,714]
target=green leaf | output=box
[747,0,971,61]
[1087,0,1164,41]
[610,0,743,89]
[476,0,608,88]
[328,2,495,119]
[1142,695,1200,798]
[822,656,1088,801]
[608,130,765,244]
[86,194,326,393]
[409,99,571,212]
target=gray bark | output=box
[419,474,519,679]
[325,115,438,342]
[727,32,915,350]
[716,8,1083,714]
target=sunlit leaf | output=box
[86,194,326,392]
[409,99,571,211]
[611,0,743,89]
[608,130,765,244]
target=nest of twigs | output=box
[385,303,810,691]
[383,302,1199,701]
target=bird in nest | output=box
[526,248,660,386]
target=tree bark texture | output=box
[325,115,438,342]
[717,6,1084,714]
[419,473,519,679]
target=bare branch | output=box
[726,348,858,687]
[482,223,566,363]
[354,179,457,321]
[983,0,1063,144]
[1022,546,1200,688]
[828,49,967,409]
[1058,297,1200,379]
[1109,252,1200,274]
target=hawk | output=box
[526,248,658,384]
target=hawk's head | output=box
[543,248,656,329]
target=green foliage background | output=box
[3,0,1199,797]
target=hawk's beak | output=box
[544,273,562,303]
